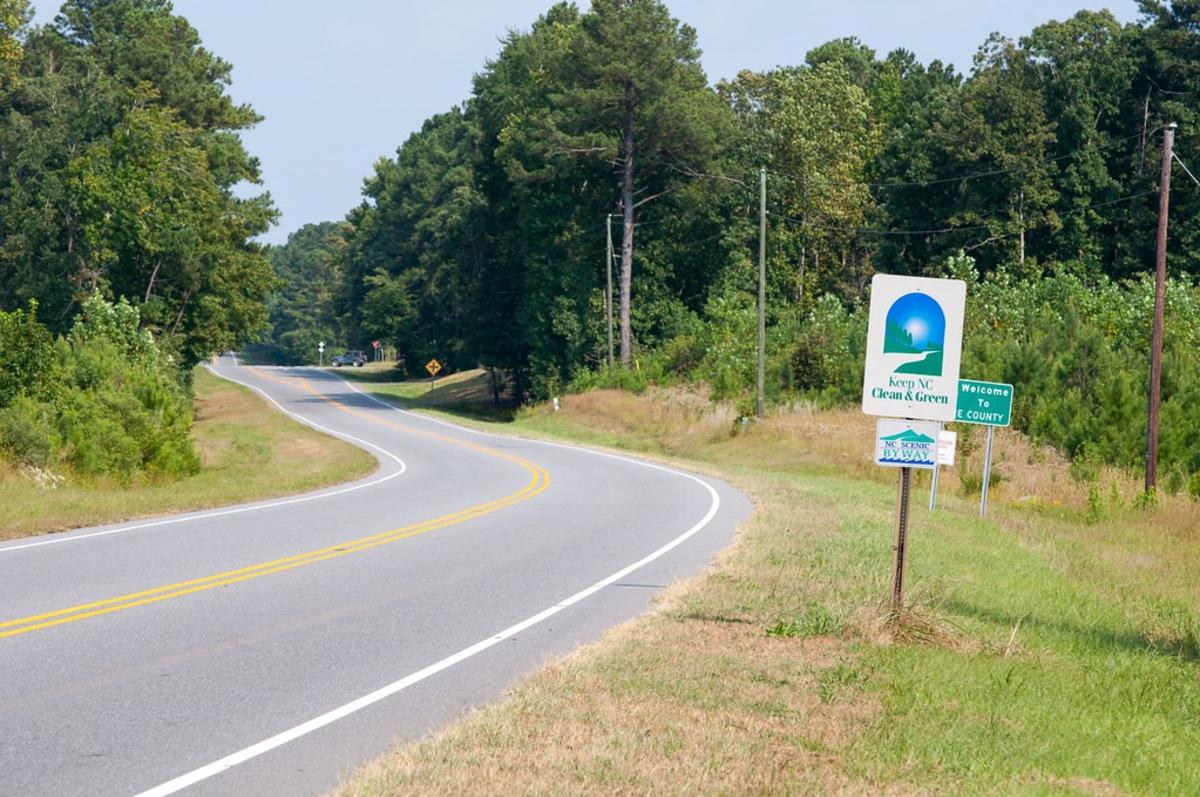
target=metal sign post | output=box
[928,422,943,510]
[892,466,913,611]
[980,426,996,517]
[318,340,325,367]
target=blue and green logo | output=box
[883,292,945,376]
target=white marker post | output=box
[862,275,966,611]
[928,422,943,510]
[318,341,325,368]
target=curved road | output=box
[0,357,749,796]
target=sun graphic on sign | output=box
[904,317,929,347]
[883,292,945,376]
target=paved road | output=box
[0,357,749,796]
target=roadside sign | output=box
[862,274,966,422]
[425,359,442,377]
[318,341,325,353]
[928,427,956,510]
[372,340,380,350]
[956,380,1013,427]
[875,419,940,470]
[937,430,957,466]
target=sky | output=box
[28,0,1141,245]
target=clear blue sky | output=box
[29,1,1140,244]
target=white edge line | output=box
[0,365,406,555]
[134,370,725,797]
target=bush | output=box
[52,336,199,482]
[0,301,55,408]
[0,396,57,468]
[0,293,199,484]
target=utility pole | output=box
[606,214,615,370]
[757,167,766,420]
[1146,122,1176,493]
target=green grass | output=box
[0,367,376,540]
[334,388,1200,796]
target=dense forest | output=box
[2,0,1199,489]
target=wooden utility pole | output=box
[1146,122,1175,493]
[606,214,615,370]
[757,167,766,420]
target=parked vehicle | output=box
[332,350,367,367]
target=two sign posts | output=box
[861,274,1014,610]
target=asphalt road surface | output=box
[0,356,749,796]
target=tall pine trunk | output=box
[620,105,635,366]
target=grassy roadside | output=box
[0,367,376,540]
[334,384,1200,796]
[338,364,516,420]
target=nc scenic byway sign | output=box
[874,419,940,470]
[861,274,966,422]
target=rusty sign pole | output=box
[892,465,913,612]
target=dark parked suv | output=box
[331,350,367,367]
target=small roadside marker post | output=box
[862,275,966,612]
[954,379,1014,517]
[318,341,325,368]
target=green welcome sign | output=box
[956,380,1013,427]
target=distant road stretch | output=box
[0,356,749,796]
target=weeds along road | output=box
[0,355,749,797]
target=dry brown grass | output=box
[547,388,1195,529]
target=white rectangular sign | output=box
[937,430,957,466]
[861,274,966,422]
[875,418,940,470]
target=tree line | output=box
[0,0,275,370]
[0,0,273,482]
[262,0,1200,407]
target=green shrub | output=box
[0,395,57,468]
[0,293,199,484]
[53,337,199,482]
[0,301,55,408]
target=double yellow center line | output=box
[0,370,550,640]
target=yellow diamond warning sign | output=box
[425,359,442,377]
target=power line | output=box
[760,129,1153,191]
[1173,152,1200,188]
[771,189,1157,238]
